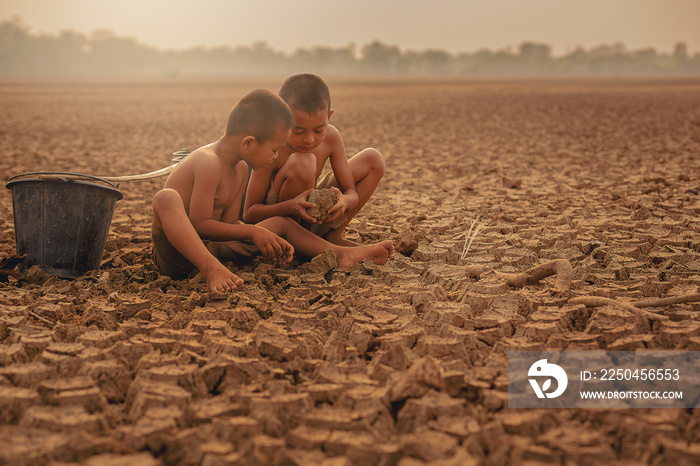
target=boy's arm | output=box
[219,164,248,224]
[187,157,260,241]
[326,127,358,221]
[187,159,293,263]
[243,165,317,224]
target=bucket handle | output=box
[7,171,121,189]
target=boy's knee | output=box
[364,147,386,174]
[285,152,317,183]
[152,188,183,213]
[259,215,296,233]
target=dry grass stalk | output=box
[28,311,55,326]
[460,217,485,262]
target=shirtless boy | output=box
[243,73,386,246]
[151,89,393,293]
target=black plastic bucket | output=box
[5,172,123,278]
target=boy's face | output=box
[246,126,290,170]
[286,107,333,153]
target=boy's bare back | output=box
[164,144,249,223]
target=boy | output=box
[152,89,393,293]
[243,74,386,246]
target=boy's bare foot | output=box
[201,259,244,292]
[336,240,394,267]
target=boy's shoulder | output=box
[184,144,222,168]
[323,124,343,149]
[189,143,218,159]
[327,124,341,138]
[171,144,222,178]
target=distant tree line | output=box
[1,17,699,78]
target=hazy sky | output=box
[2,0,699,56]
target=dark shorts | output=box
[151,222,259,279]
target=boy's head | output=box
[279,73,331,115]
[226,89,293,169]
[279,74,334,153]
[226,89,293,142]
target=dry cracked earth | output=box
[1,78,700,465]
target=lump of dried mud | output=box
[307,188,338,222]
[395,229,421,257]
[304,248,337,274]
[389,356,445,403]
[502,176,522,189]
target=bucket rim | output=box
[6,171,123,200]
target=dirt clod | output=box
[307,188,337,222]
[395,229,422,257]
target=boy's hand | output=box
[325,187,351,223]
[252,226,294,266]
[289,188,318,224]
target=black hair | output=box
[279,73,331,115]
[226,89,294,141]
